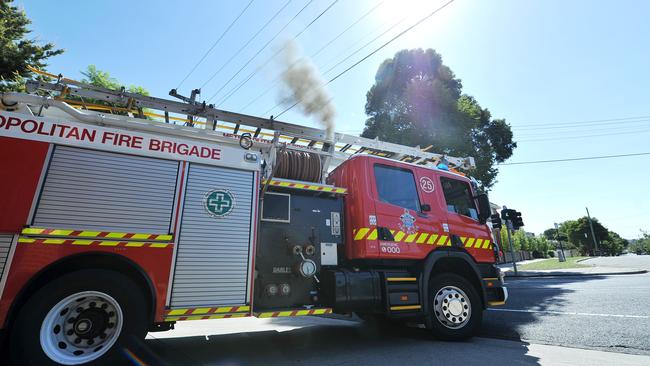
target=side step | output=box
[254,308,333,318]
[384,274,423,315]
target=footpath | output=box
[498,257,648,277]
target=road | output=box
[582,254,650,270]
[142,256,650,365]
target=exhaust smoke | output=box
[279,40,335,140]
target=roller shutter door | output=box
[33,146,178,233]
[171,164,254,307]
[0,234,13,279]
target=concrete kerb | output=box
[504,269,648,278]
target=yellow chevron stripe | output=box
[404,233,418,243]
[482,239,492,249]
[131,233,151,240]
[394,231,405,242]
[367,229,378,240]
[18,237,35,243]
[191,307,212,315]
[98,241,120,247]
[71,240,93,246]
[149,243,170,248]
[427,234,438,245]
[437,235,448,246]
[125,242,145,247]
[354,228,370,240]
[21,228,42,235]
[104,232,125,239]
[168,309,188,316]
[416,233,429,244]
[50,229,73,236]
[474,238,485,248]
[43,239,65,244]
[79,231,101,237]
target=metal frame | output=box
[7,79,475,178]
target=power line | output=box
[214,0,340,106]
[513,114,650,130]
[274,0,455,119]
[498,152,650,166]
[199,0,293,90]
[517,128,650,142]
[515,120,650,138]
[206,0,324,103]
[176,0,255,90]
[237,1,385,112]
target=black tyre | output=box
[426,273,482,341]
[10,269,148,365]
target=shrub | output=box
[548,250,555,258]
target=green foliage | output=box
[551,218,625,256]
[499,229,551,256]
[0,1,63,92]
[76,65,150,117]
[628,231,650,254]
[362,49,516,189]
[81,65,150,95]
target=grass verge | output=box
[517,256,591,271]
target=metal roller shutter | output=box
[0,234,13,279]
[33,146,178,233]
[171,164,254,307]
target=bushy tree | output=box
[0,1,63,92]
[563,217,609,255]
[362,49,516,189]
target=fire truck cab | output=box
[0,77,506,365]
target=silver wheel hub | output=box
[40,291,123,365]
[433,286,471,329]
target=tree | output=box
[362,49,516,189]
[0,1,63,92]
[629,231,650,255]
[563,217,609,255]
[77,65,150,116]
[600,231,627,256]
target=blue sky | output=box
[16,0,650,239]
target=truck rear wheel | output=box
[11,269,148,365]
[427,273,482,341]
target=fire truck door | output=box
[372,163,431,259]
[438,176,492,261]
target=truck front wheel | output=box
[427,273,482,341]
[11,269,148,365]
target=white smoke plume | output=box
[279,40,335,139]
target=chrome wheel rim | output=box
[40,291,123,365]
[433,285,471,329]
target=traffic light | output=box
[500,208,515,221]
[490,213,502,230]
[512,211,524,230]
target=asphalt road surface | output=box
[141,256,650,365]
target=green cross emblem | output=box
[203,189,234,218]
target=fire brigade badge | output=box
[203,189,235,218]
[399,209,418,235]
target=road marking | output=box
[488,308,650,319]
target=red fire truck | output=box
[0,76,506,365]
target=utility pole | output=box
[554,222,566,262]
[585,207,599,256]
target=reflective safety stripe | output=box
[350,228,491,251]
[390,305,422,311]
[354,228,370,241]
[262,179,347,194]
[255,308,332,318]
[165,305,250,317]
[416,233,429,244]
[18,237,172,248]
[20,227,172,241]
[164,313,249,321]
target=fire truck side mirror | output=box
[476,193,491,224]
